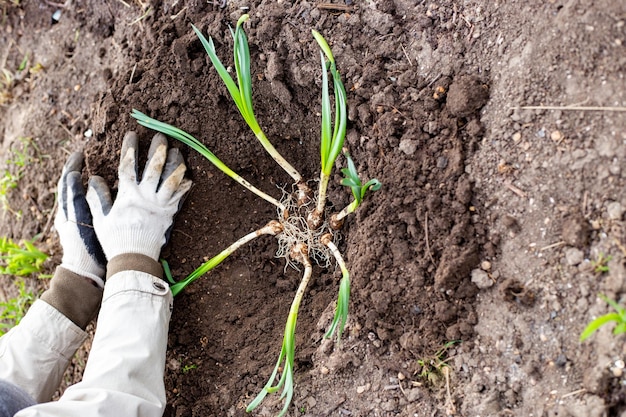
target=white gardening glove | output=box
[86,131,192,261]
[55,152,106,287]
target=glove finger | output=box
[169,178,193,209]
[158,159,187,201]
[160,146,184,183]
[142,133,168,191]
[86,176,113,218]
[163,179,193,246]
[63,152,84,173]
[67,172,106,268]
[57,152,84,220]
[119,131,139,187]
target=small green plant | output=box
[592,253,612,274]
[0,278,35,336]
[417,341,459,415]
[417,340,458,385]
[581,294,626,341]
[0,137,35,216]
[132,15,380,417]
[0,237,49,277]
[1,54,43,106]
[0,237,48,336]
[182,363,197,373]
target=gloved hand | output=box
[86,131,192,261]
[55,152,106,287]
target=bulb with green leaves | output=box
[130,16,380,417]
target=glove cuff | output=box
[106,253,164,281]
[41,267,103,330]
[59,262,105,288]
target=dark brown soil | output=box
[2,1,626,416]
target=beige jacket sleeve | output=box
[0,300,87,402]
[9,269,173,417]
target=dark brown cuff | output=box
[41,267,103,330]
[106,253,164,281]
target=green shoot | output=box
[17,54,28,72]
[310,30,348,220]
[0,237,48,278]
[331,153,381,227]
[322,235,350,340]
[132,109,286,213]
[182,363,197,373]
[592,253,612,274]
[0,137,35,216]
[581,294,626,341]
[417,340,459,385]
[192,15,303,184]
[247,245,311,417]
[0,236,47,336]
[0,278,35,336]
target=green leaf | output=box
[615,322,626,335]
[191,25,245,118]
[319,51,332,173]
[161,259,176,285]
[313,30,347,176]
[360,178,382,200]
[324,271,350,340]
[580,312,621,341]
[312,30,335,64]
[232,15,255,125]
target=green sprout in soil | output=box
[0,137,37,217]
[132,15,380,417]
[0,236,48,277]
[580,294,626,341]
[0,236,48,336]
[417,340,459,415]
[182,363,197,374]
[417,340,458,386]
[0,278,35,336]
[591,252,612,274]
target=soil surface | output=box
[1,1,626,416]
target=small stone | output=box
[512,132,522,143]
[536,128,546,138]
[607,201,625,220]
[550,130,563,142]
[320,366,329,375]
[306,396,317,408]
[481,260,492,271]
[555,354,567,367]
[399,139,418,155]
[357,384,370,394]
[561,215,590,248]
[405,388,422,402]
[564,247,584,266]
[471,268,493,289]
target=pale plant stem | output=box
[333,199,358,223]
[290,252,313,316]
[324,239,348,274]
[256,130,303,183]
[234,174,287,214]
[316,172,331,214]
